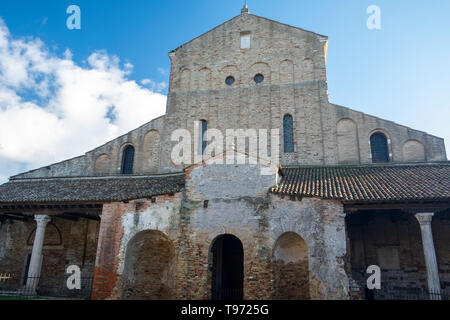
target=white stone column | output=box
[415,212,441,299]
[26,215,51,292]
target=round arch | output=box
[273,232,310,300]
[121,230,175,300]
[209,234,244,300]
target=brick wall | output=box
[346,209,450,298]
[0,216,99,294]
[90,162,349,300]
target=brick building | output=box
[0,6,449,300]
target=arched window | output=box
[201,119,207,154]
[121,145,135,174]
[283,114,294,153]
[370,132,389,163]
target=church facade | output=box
[0,7,449,300]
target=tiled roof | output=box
[270,163,450,202]
[0,174,185,204]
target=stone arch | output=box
[121,230,176,300]
[279,59,294,84]
[209,234,244,300]
[180,68,191,91]
[273,232,310,300]
[197,67,212,91]
[142,130,160,172]
[337,118,360,164]
[403,140,426,162]
[94,154,111,174]
[301,58,314,82]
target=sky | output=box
[0,0,449,183]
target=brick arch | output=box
[272,232,310,300]
[301,58,314,82]
[279,59,294,84]
[27,222,62,246]
[220,65,240,88]
[249,61,270,84]
[121,230,176,300]
[209,234,244,300]
[142,130,160,172]
[337,118,360,164]
[403,139,426,162]
[119,143,135,174]
[197,67,212,91]
[94,154,111,174]
[369,130,391,163]
[179,68,191,91]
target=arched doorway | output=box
[273,232,310,299]
[121,230,175,299]
[210,234,244,300]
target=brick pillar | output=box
[91,202,128,300]
[415,212,441,299]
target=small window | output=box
[199,119,207,155]
[370,132,390,163]
[240,33,251,49]
[254,74,264,84]
[121,145,135,174]
[225,76,235,86]
[283,114,294,153]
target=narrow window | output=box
[370,132,390,163]
[283,114,294,153]
[201,120,207,154]
[121,145,135,174]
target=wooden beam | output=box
[344,201,450,212]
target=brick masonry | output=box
[90,159,349,300]
[1,10,448,301]
[0,216,99,294]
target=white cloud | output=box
[0,18,166,183]
[140,78,167,92]
[157,67,168,76]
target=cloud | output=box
[157,67,168,76]
[0,18,166,183]
[140,78,167,92]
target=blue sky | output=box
[0,0,449,182]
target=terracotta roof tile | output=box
[0,174,185,204]
[270,163,450,202]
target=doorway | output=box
[210,234,244,300]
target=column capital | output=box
[415,212,434,226]
[34,214,51,227]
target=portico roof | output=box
[0,173,185,205]
[270,162,450,203]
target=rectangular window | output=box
[240,32,251,49]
